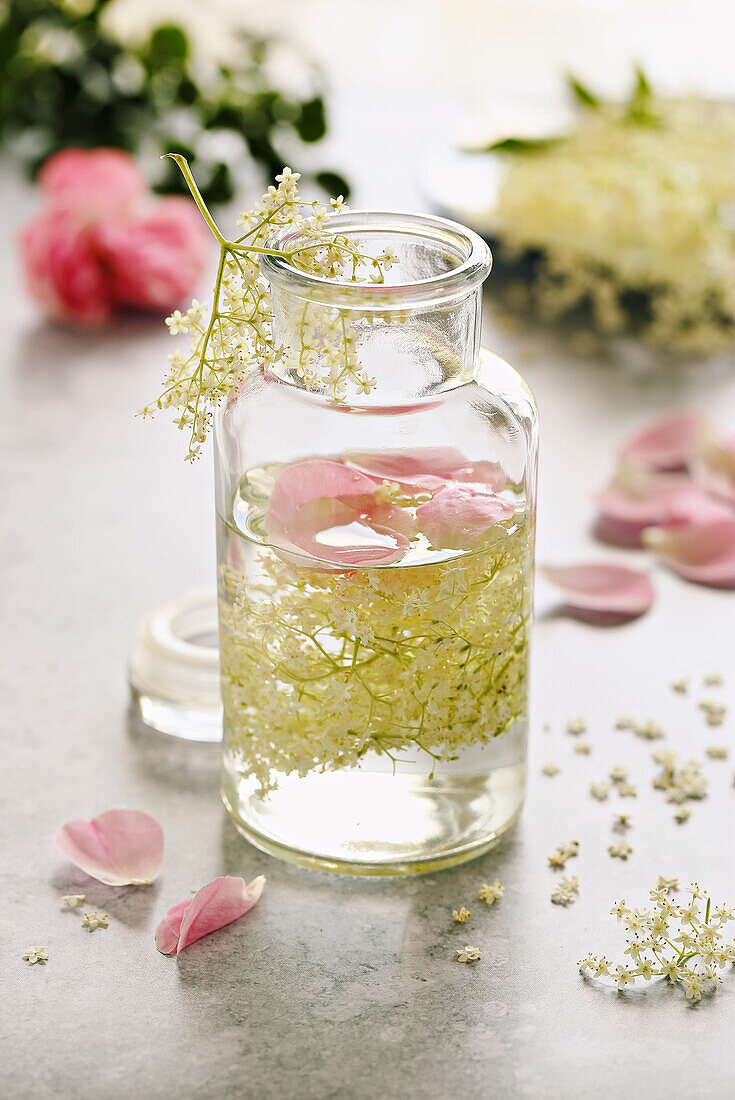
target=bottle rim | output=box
[259,210,492,309]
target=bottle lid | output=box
[129,588,222,742]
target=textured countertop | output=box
[2,24,735,1088]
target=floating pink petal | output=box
[416,484,514,550]
[594,464,730,548]
[692,430,735,504]
[345,448,506,493]
[541,563,655,623]
[643,517,735,589]
[155,875,265,955]
[619,411,705,470]
[265,458,414,566]
[54,809,164,886]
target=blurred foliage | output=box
[0,0,349,204]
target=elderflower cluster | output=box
[548,840,579,869]
[551,875,579,906]
[580,882,735,1001]
[494,98,735,356]
[220,521,532,790]
[141,160,394,460]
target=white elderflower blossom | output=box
[456,945,483,963]
[541,762,560,776]
[608,841,632,860]
[652,749,708,807]
[552,875,580,906]
[566,717,587,736]
[81,911,109,931]
[141,157,397,460]
[220,519,533,791]
[706,746,729,760]
[478,879,504,906]
[493,95,735,356]
[548,840,579,869]
[590,781,610,801]
[62,895,85,908]
[582,881,735,1001]
[573,742,591,755]
[22,947,48,965]
[452,908,471,924]
[613,813,632,832]
[699,700,726,726]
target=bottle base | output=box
[221,759,525,877]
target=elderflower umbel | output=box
[581,881,735,1001]
[452,908,471,924]
[478,879,504,906]
[22,947,48,965]
[140,157,395,461]
[456,945,483,963]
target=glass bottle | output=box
[215,212,538,875]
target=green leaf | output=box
[145,25,189,69]
[294,96,326,143]
[468,136,564,155]
[627,65,660,126]
[314,170,350,201]
[566,74,601,109]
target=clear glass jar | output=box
[215,212,538,875]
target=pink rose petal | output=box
[345,448,506,493]
[692,431,735,504]
[265,458,414,566]
[594,464,731,548]
[416,484,514,550]
[541,563,655,623]
[155,875,265,955]
[619,411,705,470]
[643,517,735,589]
[54,809,164,886]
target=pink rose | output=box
[20,148,210,327]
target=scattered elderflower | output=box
[656,876,679,893]
[706,745,729,760]
[81,910,109,931]
[609,766,628,784]
[551,875,580,906]
[674,806,692,824]
[652,749,708,805]
[452,908,471,923]
[613,813,632,832]
[581,881,735,1001]
[608,841,633,860]
[62,895,85,908]
[566,718,587,736]
[703,674,723,687]
[671,679,688,694]
[478,879,504,906]
[615,716,633,730]
[541,762,560,776]
[456,945,483,963]
[22,947,48,965]
[616,781,638,798]
[548,840,579,869]
[573,741,591,755]
[699,700,726,727]
[590,781,610,801]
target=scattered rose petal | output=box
[594,463,731,548]
[643,517,735,589]
[155,875,265,955]
[619,411,705,470]
[417,484,514,550]
[54,809,164,886]
[541,563,655,623]
[692,430,735,504]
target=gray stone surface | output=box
[2,150,735,1100]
